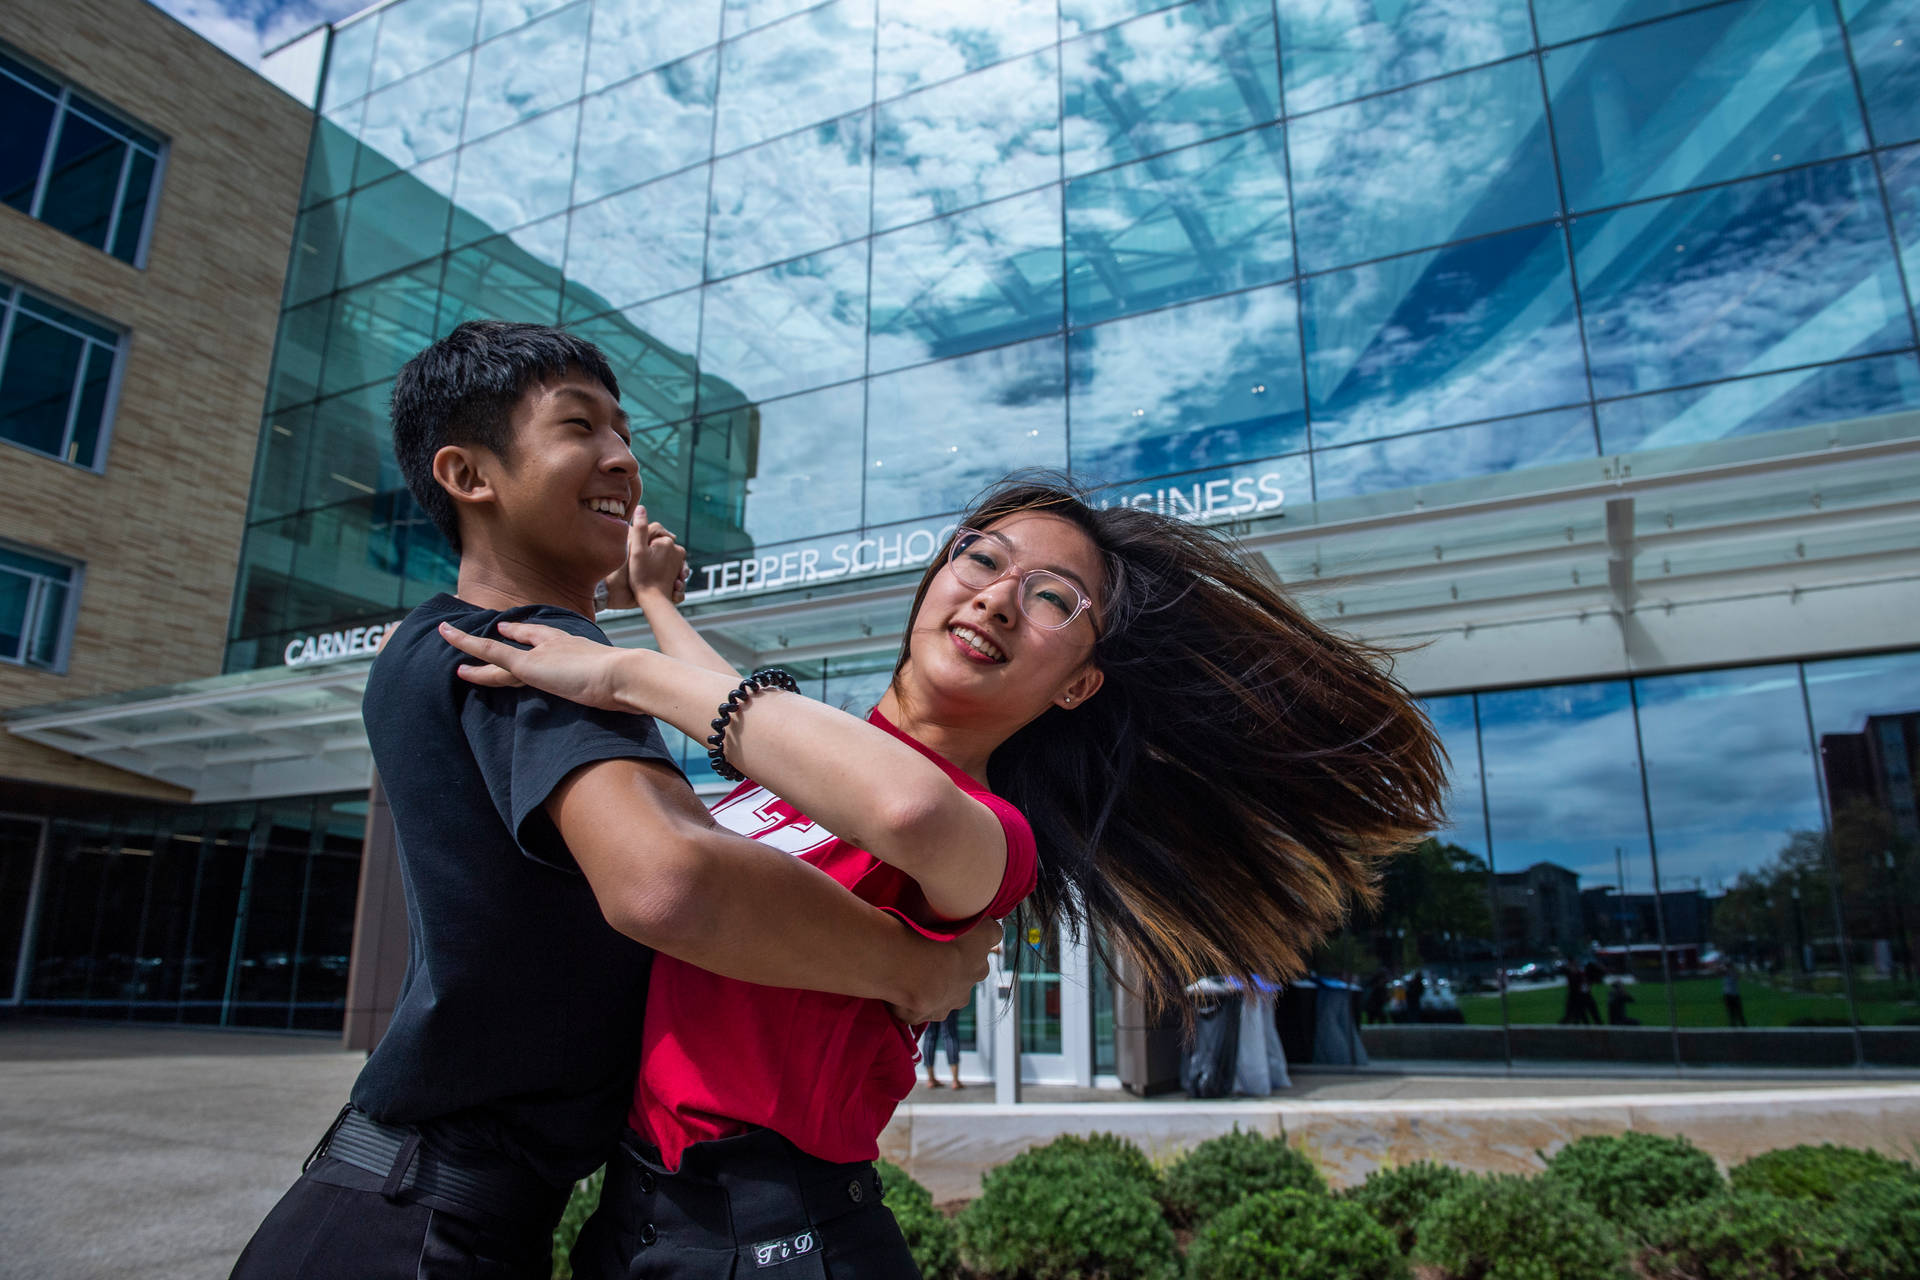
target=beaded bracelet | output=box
[706,668,800,782]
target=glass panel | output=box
[1537,0,1701,45]
[232,806,314,1025]
[1479,681,1669,1060]
[322,14,378,108]
[586,0,724,92]
[439,214,569,329]
[1546,0,1865,215]
[1634,666,1835,1056]
[369,0,478,93]
[181,815,248,1022]
[1290,56,1557,272]
[0,817,42,997]
[697,241,870,405]
[1574,159,1910,399]
[574,48,718,206]
[0,69,55,213]
[110,147,156,264]
[354,53,471,186]
[863,337,1067,526]
[25,820,107,1002]
[0,570,29,662]
[302,382,408,509]
[708,111,872,278]
[1804,652,1920,1059]
[564,167,711,316]
[567,290,703,430]
[38,109,126,251]
[318,263,443,397]
[1305,222,1587,447]
[1597,352,1920,454]
[269,297,333,412]
[452,104,579,240]
[1061,0,1281,177]
[725,0,823,38]
[0,307,86,458]
[690,381,866,556]
[868,187,1064,373]
[1889,142,1920,306]
[877,0,1057,99]
[286,200,348,306]
[1313,407,1597,503]
[1064,126,1291,328]
[464,1,589,142]
[1067,283,1307,486]
[714,0,877,155]
[304,110,364,209]
[1843,0,1920,146]
[1278,0,1534,114]
[480,0,574,41]
[872,49,1060,232]
[253,405,315,527]
[1017,920,1063,1054]
[336,167,453,289]
[67,341,114,469]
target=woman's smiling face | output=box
[900,511,1107,728]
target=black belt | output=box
[306,1106,566,1229]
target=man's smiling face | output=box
[483,372,640,584]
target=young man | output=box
[229,322,996,1279]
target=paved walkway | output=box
[1,1021,1914,1278]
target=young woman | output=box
[440,476,1448,1279]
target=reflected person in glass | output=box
[442,475,1449,1278]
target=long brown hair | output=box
[894,475,1449,1012]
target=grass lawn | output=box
[1457,975,1920,1028]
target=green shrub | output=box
[1161,1127,1325,1227]
[1640,1191,1856,1280]
[1040,1130,1162,1190]
[1339,1161,1473,1254]
[956,1140,1178,1280]
[1728,1143,1916,1202]
[1847,1176,1920,1280]
[1187,1188,1406,1280]
[550,1165,604,1280]
[877,1159,959,1280]
[1545,1131,1723,1230]
[1415,1173,1631,1280]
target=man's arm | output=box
[549,755,996,1020]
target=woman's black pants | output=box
[570,1128,920,1279]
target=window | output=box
[0,283,123,469]
[1,48,165,266]
[0,545,79,672]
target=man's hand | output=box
[602,504,691,610]
[889,917,1003,1026]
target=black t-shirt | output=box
[351,593,678,1188]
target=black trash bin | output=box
[1179,978,1241,1098]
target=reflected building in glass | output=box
[9,0,1920,1080]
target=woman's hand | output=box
[438,620,636,712]
[601,504,691,610]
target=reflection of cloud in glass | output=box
[587,0,723,91]
[463,1,589,142]
[715,0,876,154]
[355,54,468,182]
[1636,667,1826,893]
[1278,0,1533,113]
[479,0,575,42]
[1877,143,1920,315]
[1536,0,1715,45]
[877,0,1058,98]
[337,162,455,288]
[322,15,376,107]
[1062,0,1281,176]
[1597,352,1920,454]
[1313,407,1595,502]
[369,0,478,92]
[725,0,824,39]
[872,50,1060,231]
[868,187,1064,373]
[574,49,718,205]
[452,104,579,236]
[564,167,710,317]
[708,112,873,279]
[1306,223,1587,446]
[1068,284,1306,484]
[1065,126,1291,327]
[1842,0,1920,146]
[697,242,870,405]
[568,289,702,430]
[1575,159,1909,399]
[726,382,867,545]
[864,338,1067,525]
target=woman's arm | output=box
[601,506,739,678]
[439,621,1009,920]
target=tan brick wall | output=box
[0,0,310,798]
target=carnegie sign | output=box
[283,621,401,668]
[685,468,1287,604]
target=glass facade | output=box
[1330,650,1920,1067]
[0,46,164,267]
[9,792,367,1030]
[233,0,1920,673]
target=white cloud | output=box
[144,0,368,65]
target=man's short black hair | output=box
[391,320,621,552]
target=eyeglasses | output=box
[948,527,1099,633]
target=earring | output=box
[1063,695,1074,704]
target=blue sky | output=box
[144,0,370,64]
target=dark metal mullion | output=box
[1466,694,1514,1068]
[1828,0,1920,356]
[1796,659,1868,1068]
[1625,679,1685,1072]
